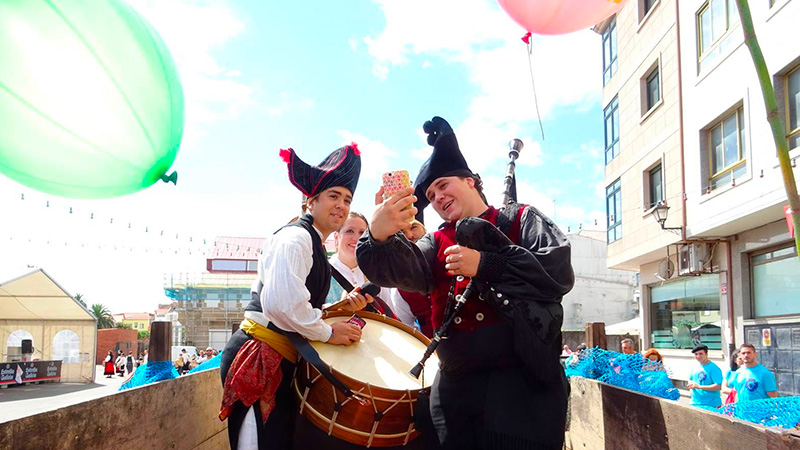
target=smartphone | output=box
[347,314,367,329]
[382,170,411,199]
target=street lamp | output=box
[651,202,682,231]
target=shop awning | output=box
[0,269,96,321]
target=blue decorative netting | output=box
[564,347,680,400]
[119,361,178,391]
[187,351,223,375]
[716,396,800,429]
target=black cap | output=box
[691,345,709,354]
[413,116,474,222]
[280,143,362,198]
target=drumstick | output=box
[325,282,381,312]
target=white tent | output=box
[0,269,96,383]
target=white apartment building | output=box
[597,0,800,393]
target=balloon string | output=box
[526,40,545,141]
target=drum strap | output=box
[329,264,396,318]
[266,322,365,404]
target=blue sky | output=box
[0,0,607,313]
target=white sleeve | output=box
[260,226,333,342]
[388,288,417,329]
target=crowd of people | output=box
[102,349,148,378]
[561,339,778,409]
[175,347,219,375]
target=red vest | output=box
[398,290,433,337]
[430,206,523,331]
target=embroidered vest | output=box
[430,206,523,331]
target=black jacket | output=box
[356,204,574,381]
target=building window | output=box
[751,245,800,317]
[650,274,721,350]
[606,179,622,243]
[697,0,740,71]
[708,107,746,190]
[52,330,81,364]
[602,18,618,86]
[645,67,661,112]
[6,330,34,351]
[639,0,659,23]
[647,164,664,208]
[787,66,800,151]
[210,259,248,272]
[605,97,620,164]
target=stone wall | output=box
[0,368,226,450]
[566,377,800,449]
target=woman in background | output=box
[103,350,115,378]
[325,212,395,316]
[721,351,743,404]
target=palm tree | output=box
[91,304,115,329]
[73,293,86,308]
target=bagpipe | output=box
[410,137,566,383]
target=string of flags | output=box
[3,189,228,256]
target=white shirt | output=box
[328,253,394,311]
[248,225,332,342]
[388,289,418,329]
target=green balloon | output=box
[0,0,184,198]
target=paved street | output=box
[0,365,128,423]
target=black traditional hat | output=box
[413,117,474,219]
[280,143,361,198]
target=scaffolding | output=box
[163,272,256,349]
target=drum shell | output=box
[294,310,432,447]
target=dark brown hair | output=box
[458,174,488,205]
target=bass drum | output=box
[294,310,439,447]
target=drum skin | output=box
[295,310,439,447]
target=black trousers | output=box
[430,366,568,450]
[221,329,297,450]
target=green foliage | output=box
[90,303,115,329]
[138,330,150,340]
[73,293,86,308]
[115,322,133,329]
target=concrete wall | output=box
[564,233,639,330]
[566,376,800,449]
[0,368,226,450]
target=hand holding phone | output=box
[347,314,367,329]
[382,170,411,200]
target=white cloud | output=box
[364,0,508,66]
[454,117,543,173]
[335,130,398,182]
[127,0,255,146]
[478,175,605,232]
[264,93,315,117]
[363,0,602,188]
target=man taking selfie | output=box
[357,116,574,450]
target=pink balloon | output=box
[497,0,629,35]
